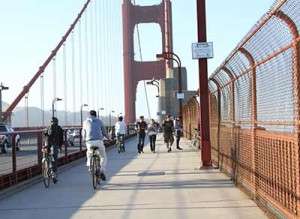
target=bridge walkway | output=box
[0,134,268,219]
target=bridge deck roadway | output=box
[0,134,267,219]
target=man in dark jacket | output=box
[162,114,175,152]
[44,117,64,184]
[135,115,147,154]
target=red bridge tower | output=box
[122,0,173,124]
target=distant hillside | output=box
[2,101,117,127]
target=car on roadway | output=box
[0,124,21,153]
[66,129,80,146]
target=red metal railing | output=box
[183,0,300,218]
[0,125,137,191]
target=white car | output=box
[67,129,80,146]
[0,124,21,153]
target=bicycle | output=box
[90,145,101,189]
[190,128,201,150]
[41,147,54,188]
[116,134,125,153]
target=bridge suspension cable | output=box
[3,0,91,122]
[133,0,151,120]
[3,0,124,126]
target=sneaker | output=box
[88,167,92,172]
[167,148,171,153]
[100,172,106,181]
[177,147,183,150]
[52,177,57,184]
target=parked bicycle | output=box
[190,128,201,150]
[90,145,102,189]
[41,147,54,188]
[116,134,125,153]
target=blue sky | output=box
[0,0,276,123]
[135,0,276,119]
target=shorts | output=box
[164,132,174,143]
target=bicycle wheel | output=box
[121,143,125,152]
[92,156,98,189]
[42,158,51,188]
[117,143,121,154]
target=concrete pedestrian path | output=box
[0,134,268,219]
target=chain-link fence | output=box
[184,0,300,218]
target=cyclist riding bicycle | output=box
[82,110,110,181]
[115,116,127,151]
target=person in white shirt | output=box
[115,116,127,151]
[82,110,110,181]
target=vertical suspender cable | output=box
[3,0,91,121]
[53,57,57,118]
[133,0,151,119]
[40,74,44,126]
[53,57,57,101]
[108,1,113,112]
[63,43,67,126]
[85,11,90,105]
[90,2,95,109]
[98,1,104,121]
[95,0,100,110]
[79,20,83,121]
[25,94,29,127]
[103,0,108,112]
[72,31,76,124]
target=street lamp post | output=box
[156,52,183,124]
[109,110,115,128]
[98,107,104,119]
[80,104,88,127]
[79,103,88,152]
[0,83,9,124]
[146,78,160,97]
[52,98,62,118]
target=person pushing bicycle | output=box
[43,117,64,184]
[82,110,110,181]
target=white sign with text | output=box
[192,42,214,59]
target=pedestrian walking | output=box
[135,115,147,153]
[147,119,158,153]
[162,114,175,152]
[175,116,183,150]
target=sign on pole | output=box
[176,92,184,100]
[192,42,213,59]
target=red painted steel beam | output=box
[197,0,212,167]
[3,0,91,121]
[122,0,172,124]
